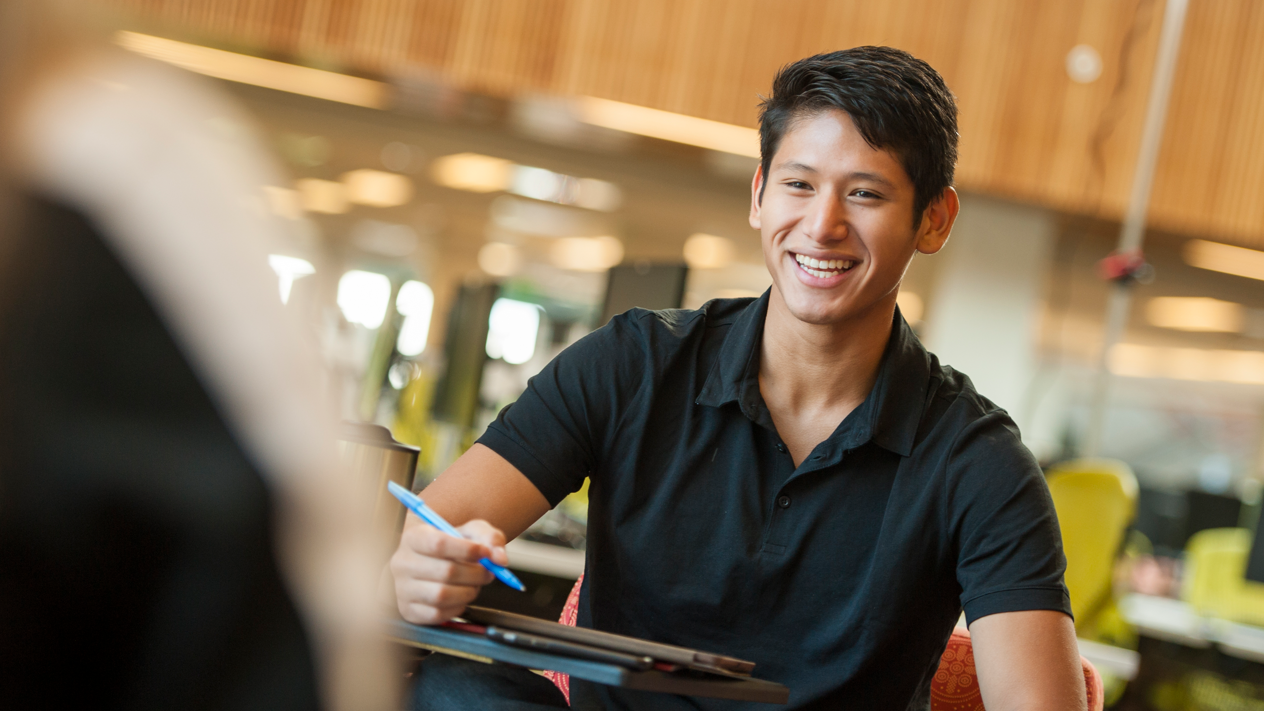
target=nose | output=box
[800,190,848,244]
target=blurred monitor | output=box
[600,263,688,326]
[1133,487,1189,556]
[1247,511,1264,584]
[1185,490,1242,544]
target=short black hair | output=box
[758,47,958,221]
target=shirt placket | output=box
[760,441,848,555]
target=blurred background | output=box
[44,0,1264,707]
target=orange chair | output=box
[545,575,1104,710]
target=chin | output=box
[783,296,850,326]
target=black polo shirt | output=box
[478,291,1070,710]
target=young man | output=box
[393,47,1086,710]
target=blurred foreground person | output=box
[0,3,397,709]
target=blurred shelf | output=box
[506,539,585,580]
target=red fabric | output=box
[542,575,583,704]
[546,576,1103,711]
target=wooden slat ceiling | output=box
[106,0,1264,249]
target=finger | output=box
[396,579,482,610]
[458,519,509,565]
[391,554,495,586]
[399,601,470,626]
[402,524,490,562]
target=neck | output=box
[758,288,895,416]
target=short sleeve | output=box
[475,312,649,507]
[948,413,1072,625]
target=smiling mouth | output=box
[794,253,857,279]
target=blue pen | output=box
[387,480,526,592]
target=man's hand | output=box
[969,609,1087,711]
[386,444,551,624]
[390,516,510,624]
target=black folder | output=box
[388,610,790,705]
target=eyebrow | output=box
[774,163,897,188]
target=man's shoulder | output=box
[918,356,1025,453]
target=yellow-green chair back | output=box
[1184,527,1264,627]
[1046,459,1138,629]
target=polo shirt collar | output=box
[696,289,931,457]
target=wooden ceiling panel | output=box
[104,0,1264,247]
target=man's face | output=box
[750,109,953,327]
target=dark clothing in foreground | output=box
[0,198,319,710]
[474,291,1071,710]
[411,654,572,709]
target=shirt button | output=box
[777,495,791,509]
[776,443,787,453]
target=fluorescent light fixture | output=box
[342,169,413,207]
[683,233,735,269]
[575,96,760,158]
[1145,296,1244,333]
[268,254,315,304]
[296,178,349,214]
[1184,239,1264,281]
[509,166,622,211]
[486,298,541,365]
[432,153,622,211]
[395,280,434,356]
[115,31,390,109]
[431,153,514,193]
[478,242,523,277]
[337,270,392,329]
[1109,343,1264,384]
[897,291,924,323]
[551,236,624,272]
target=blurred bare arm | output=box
[970,609,1086,711]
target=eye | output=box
[851,189,882,199]
[785,180,812,191]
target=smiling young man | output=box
[394,47,1085,710]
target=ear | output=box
[914,186,959,255]
[749,164,765,230]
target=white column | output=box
[922,194,1055,453]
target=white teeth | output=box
[795,253,855,277]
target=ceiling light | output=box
[478,242,523,277]
[508,166,622,212]
[343,169,413,207]
[296,178,349,214]
[337,270,392,329]
[1066,45,1103,84]
[395,281,434,356]
[431,153,513,193]
[1184,239,1264,281]
[551,236,624,272]
[268,254,315,304]
[1146,296,1244,333]
[683,233,735,269]
[115,31,389,109]
[575,96,760,157]
[1109,343,1264,384]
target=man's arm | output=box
[390,443,551,624]
[969,610,1086,711]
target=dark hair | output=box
[758,47,958,221]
